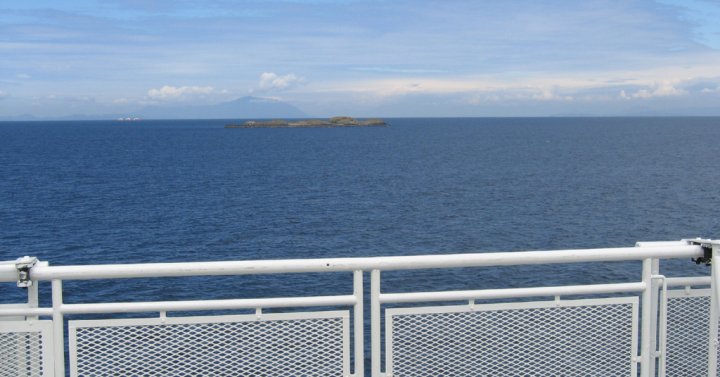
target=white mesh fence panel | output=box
[70,311,349,377]
[0,332,43,377]
[387,298,638,377]
[0,321,53,377]
[663,289,717,376]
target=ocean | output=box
[1,117,718,309]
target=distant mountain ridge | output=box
[0,96,309,121]
[134,96,308,119]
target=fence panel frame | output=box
[69,310,351,377]
[0,319,55,377]
[658,287,718,377]
[385,296,639,377]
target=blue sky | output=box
[1,0,719,117]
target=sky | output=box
[1,0,719,117]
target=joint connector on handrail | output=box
[684,238,717,266]
[14,256,38,288]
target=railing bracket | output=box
[685,238,717,266]
[15,256,38,288]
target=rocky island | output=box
[225,116,389,128]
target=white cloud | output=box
[257,72,306,92]
[701,85,720,92]
[0,90,8,100]
[647,81,687,97]
[620,81,688,99]
[16,74,30,79]
[146,85,215,100]
[532,90,558,100]
[64,96,95,103]
[529,89,573,101]
[351,67,447,74]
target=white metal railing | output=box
[1,239,719,376]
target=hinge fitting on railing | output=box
[685,238,717,266]
[15,256,38,288]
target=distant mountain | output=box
[0,96,308,121]
[0,114,42,121]
[134,96,308,119]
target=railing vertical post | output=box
[641,258,653,377]
[649,258,660,377]
[27,276,39,321]
[371,269,381,377]
[709,245,720,377]
[710,282,718,377]
[52,279,65,377]
[354,270,364,377]
[27,276,41,373]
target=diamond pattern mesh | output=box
[389,302,635,376]
[665,294,718,376]
[0,331,44,377]
[72,315,347,377]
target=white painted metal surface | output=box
[667,276,712,287]
[2,239,719,377]
[641,258,653,377]
[0,304,35,322]
[353,270,364,377]
[653,274,669,376]
[379,282,647,303]
[659,288,719,377]
[0,320,54,377]
[60,295,357,314]
[69,311,350,377]
[0,245,704,282]
[713,244,720,377]
[386,297,639,377]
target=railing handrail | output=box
[1,240,717,377]
[0,245,703,283]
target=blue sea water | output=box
[1,117,719,308]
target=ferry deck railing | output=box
[1,238,719,376]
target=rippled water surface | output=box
[1,117,719,307]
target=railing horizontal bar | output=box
[0,261,47,283]
[59,295,358,314]
[379,282,647,303]
[0,265,19,282]
[666,276,711,287]
[14,245,701,282]
[0,307,54,317]
[636,241,690,247]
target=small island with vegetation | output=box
[225,116,389,128]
